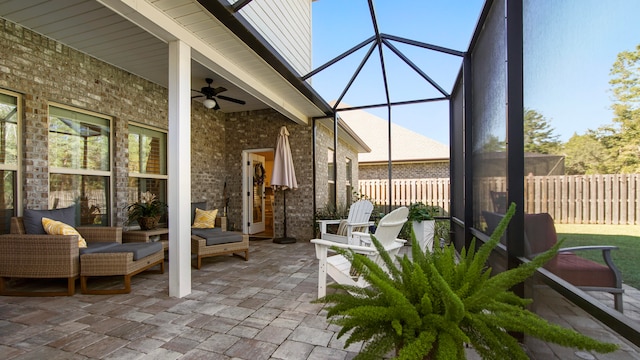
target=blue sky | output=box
[311,1,640,146]
[523,1,640,143]
[311,0,484,145]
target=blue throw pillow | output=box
[23,205,77,234]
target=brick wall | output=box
[190,106,226,210]
[359,161,450,180]
[0,19,227,226]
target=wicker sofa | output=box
[0,216,164,296]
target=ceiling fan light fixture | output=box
[203,98,217,109]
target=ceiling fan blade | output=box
[216,95,246,105]
[213,86,227,95]
[191,95,203,99]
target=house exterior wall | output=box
[359,161,450,180]
[0,19,227,226]
[190,106,227,210]
[315,122,360,212]
[225,110,314,240]
[241,0,312,75]
[0,17,324,241]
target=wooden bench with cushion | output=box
[524,213,623,312]
[190,202,249,269]
[483,210,623,312]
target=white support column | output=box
[168,40,191,297]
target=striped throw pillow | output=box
[192,208,218,229]
[41,217,87,248]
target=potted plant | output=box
[315,204,617,359]
[126,191,167,230]
[408,202,437,252]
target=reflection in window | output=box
[128,125,167,209]
[49,105,111,225]
[253,162,264,224]
[128,125,166,175]
[49,106,110,171]
[0,91,18,234]
[50,174,110,226]
[346,157,352,205]
[328,149,335,210]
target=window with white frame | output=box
[127,124,167,220]
[48,105,111,225]
[0,90,19,234]
[328,148,335,210]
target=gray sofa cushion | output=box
[192,228,222,238]
[205,233,243,246]
[23,205,77,234]
[192,228,243,246]
[82,242,162,261]
[80,242,120,255]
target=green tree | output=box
[563,132,612,174]
[562,44,640,174]
[607,44,640,172]
[480,134,506,152]
[524,108,561,154]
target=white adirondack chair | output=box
[311,206,409,298]
[316,199,374,245]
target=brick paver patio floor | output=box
[1,239,639,359]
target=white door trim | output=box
[242,148,273,234]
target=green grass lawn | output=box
[555,224,640,290]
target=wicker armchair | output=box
[0,217,123,296]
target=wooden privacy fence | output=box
[524,174,640,225]
[358,178,451,214]
[363,174,640,225]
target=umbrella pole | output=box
[273,190,296,244]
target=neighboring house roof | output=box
[336,105,450,164]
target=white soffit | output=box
[99,0,326,124]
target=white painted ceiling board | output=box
[0,0,328,119]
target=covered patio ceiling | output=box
[0,0,331,123]
[0,0,474,130]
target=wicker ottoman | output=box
[80,242,164,294]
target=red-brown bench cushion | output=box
[551,253,616,288]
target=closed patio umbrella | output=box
[271,126,297,244]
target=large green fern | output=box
[314,204,618,359]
